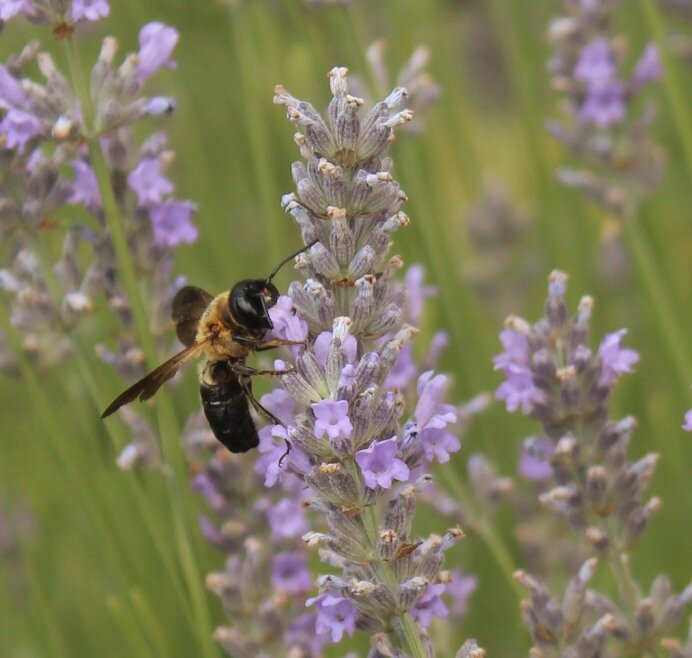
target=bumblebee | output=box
[101,242,315,453]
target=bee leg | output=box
[232,334,306,351]
[230,362,294,377]
[238,377,292,466]
[254,338,306,352]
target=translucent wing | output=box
[101,340,209,418]
[171,286,214,347]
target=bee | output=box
[101,241,316,454]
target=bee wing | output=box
[171,286,214,347]
[101,340,209,418]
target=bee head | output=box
[228,279,280,331]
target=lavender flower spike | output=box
[260,68,479,656]
[498,272,692,654]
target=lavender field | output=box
[0,1,690,656]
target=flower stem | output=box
[623,213,691,391]
[437,468,525,604]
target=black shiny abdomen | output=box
[200,361,259,453]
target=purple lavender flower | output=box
[313,329,356,368]
[405,264,436,324]
[136,22,178,84]
[495,363,545,414]
[683,410,692,432]
[70,0,109,22]
[574,39,618,87]
[385,343,417,389]
[597,328,639,386]
[412,372,459,463]
[312,399,353,443]
[306,593,356,643]
[259,388,296,426]
[580,84,626,128]
[548,6,665,216]
[0,0,33,21]
[0,109,44,152]
[284,612,326,656]
[355,436,409,489]
[518,437,554,481]
[574,40,626,128]
[631,43,662,91]
[0,65,28,109]
[420,428,460,464]
[127,158,174,206]
[148,200,198,248]
[270,551,312,595]
[266,498,309,542]
[68,159,102,212]
[411,583,449,629]
[267,295,309,345]
[446,569,477,617]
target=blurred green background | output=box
[1,0,690,655]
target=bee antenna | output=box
[266,239,319,284]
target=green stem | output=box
[623,214,691,390]
[606,550,639,618]
[437,469,525,604]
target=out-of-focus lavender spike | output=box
[547,1,665,220]
[497,272,691,654]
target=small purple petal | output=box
[313,330,357,368]
[631,43,662,91]
[411,583,449,629]
[446,569,478,618]
[70,0,109,22]
[385,343,417,389]
[149,200,198,248]
[355,436,409,489]
[598,328,639,386]
[580,84,626,128]
[0,109,44,151]
[518,437,554,481]
[136,22,179,84]
[493,328,530,371]
[415,371,452,428]
[259,388,295,426]
[127,158,173,206]
[267,295,308,345]
[0,0,34,21]
[682,410,692,432]
[420,427,460,464]
[306,594,356,644]
[312,399,353,442]
[144,96,176,116]
[270,552,312,595]
[495,364,545,414]
[575,39,617,86]
[0,65,28,110]
[405,264,436,324]
[68,159,102,212]
[266,498,309,541]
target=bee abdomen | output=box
[200,362,259,453]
